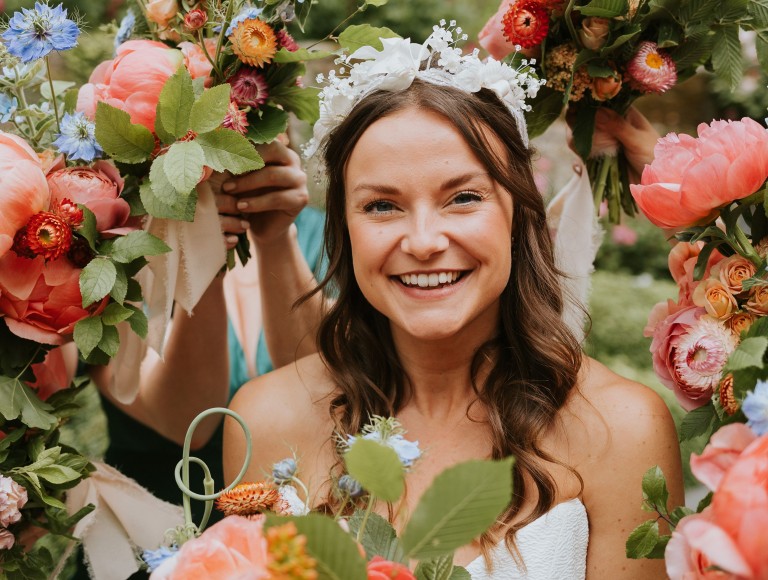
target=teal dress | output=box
[100,207,326,523]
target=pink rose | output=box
[579,17,610,51]
[47,162,129,235]
[0,476,27,528]
[151,516,269,579]
[690,424,757,492]
[0,252,104,344]
[145,0,178,27]
[0,529,14,551]
[367,556,416,580]
[478,0,541,61]
[631,118,768,230]
[179,39,218,81]
[665,509,753,579]
[28,346,73,401]
[77,40,184,132]
[0,131,50,259]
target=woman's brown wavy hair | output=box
[309,78,583,558]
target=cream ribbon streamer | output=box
[65,462,184,580]
[546,162,604,343]
[108,180,227,404]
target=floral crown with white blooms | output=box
[303,21,545,159]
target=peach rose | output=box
[591,74,622,101]
[631,118,768,230]
[367,556,416,580]
[151,516,269,579]
[692,279,737,320]
[746,284,768,314]
[179,39,218,80]
[145,0,178,27]
[77,40,184,132]
[714,255,757,295]
[0,529,13,551]
[478,0,541,61]
[690,424,757,492]
[0,253,104,344]
[47,162,129,235]
[727,311,755,336]
[0,131,50,259]
[579,17,610,51]
[668,242,725,307]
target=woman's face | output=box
[344,107,514,343]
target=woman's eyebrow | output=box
[349,182,401,196]
[439,172,493,191]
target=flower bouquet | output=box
[622,117,768,577]
[478,0,768,223]
[142,414,514,579]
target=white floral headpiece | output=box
[304,20,544,160]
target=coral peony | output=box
[0,131,50,259]
[29,346,73,401]
[367,556,416,580]
[0,476,27,528]
[626,41,677,94]
[145,0,178,28]
[631,118,768,230]
[501,0,550,50]
[77,40,184,132]
[179,38,217,81]
[0,252,103,344]
[151,516,270,579]
[47,161,129,235]
[690,423,757,492]
[228,17,277,68]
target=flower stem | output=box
[333,491,350,522]
[732,222,763,268]
[308,7,363,49]
[15,347,42,380]
[291,476,310,505]
[213,0,235,83]
[197,29,222,81]
[592,156,612,215]
[356,494,375,543]
[44,56,61,134]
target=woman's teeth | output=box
[398,271,461,288]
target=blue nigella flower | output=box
[142,546,178,573]
[347,431,422,468]
[2,2,81,63]
[52,111,102,162]
[0,93,18,123]
[337,474,364,498]
[114,10,136,53]
[743,380,768,436]
[224,6,264,36]
[272,458,297,485]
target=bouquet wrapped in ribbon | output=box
[479,0,768,223]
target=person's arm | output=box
[579,374,684,579]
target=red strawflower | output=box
[11,227,36,259]
[626,41,677,94]
[184,8,208,32]
[276,28,299,52]
[54,198,84,228]
[502,0,550,49]
[23,212,72,261]
[222,101,249,135]
[228,67,269,108]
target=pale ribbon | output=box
[546,162,604,343]
[108,180,227,404]
[65,461,184,580]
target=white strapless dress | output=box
[465,498,589,579]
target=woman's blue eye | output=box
[453,192,482,205]
[364,200,395,213]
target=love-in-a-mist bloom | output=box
[53,111,102,162]
[229,67,269,108]
[0,93,18,123]
[2,2,80,63]
[743,381,768,435]
[228,16,277,68]
[626,41,677,94]
[114,10,136,52]
[501,0,550,49]
[0,476,27,528]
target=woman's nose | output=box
[400,213,449,260]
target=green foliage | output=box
[94,103,155,164]
[724,336,768,372]
[189,84,232,134]
[163,141,207,197]
[273,48,336,63]
[348,511,406,563]
[625,520,667,559]
[73,316,103,359]
[0,376,56,430]
[108,231,171,264]
[156,66,195,140]
[713,25,745,91]
[247,106,290,144]
[345,439,405,502]
[338,24,401,53]
[79,258,117,308]
[679,402,718,442]
[641,466,670,515]
[576,0,629,18]
[196,130,265,174]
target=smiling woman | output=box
[224,26,683,580]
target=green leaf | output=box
[270,85,320,124]
[696,491,713,512]
[190,84,231,134]
[572,106,597,163]
[712,25,743,91]
[80,259,117,308]
[125,304,149,339]
[525,86,565,139]
[646,535,671,559]
[415,554,454,580]
[140,181,199,222]
[338,24,400,53]
[671,33,716,70]
[77,206,98,251]
[247,105,289,144]
[111,264,128,304]
[73,317,103,359]
[587,62,617,78]
[196,129,264,174]
[724,336,768,371]
[294,0,313,32]
[655,21,681,48]
[449,568,471,580]
[576,0,628,17]
[749,0,768,28]
[0,376,56,429]
[98,324,120,358]
[95,102,155,164]
[157,65,194,139]
[63,87,79,113]
[149,155,183,205]
[364,0,389,6]
[264,514,368,580]
[348,511,406,564]
[718,0,749,20]
[35,465,82,485]
[109,231,171,264]
[601,25,642,54]
[679,403,717,442]
[641,466,669,515]
[345,438,405,502]
[273,47,335,63]
[40,80,75,100]
[164,141,206,196]
[101,303,134,326]
[401,458,514,560]
[669,505,695,526]
[625,520,660,559]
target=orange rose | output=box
[714,255,757,294]
[591,74,622,101]
[692,279,737,319]
[746,284,768,314]
[727,311,755,336]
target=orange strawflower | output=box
[719,374,739,416]
[228,17,277,68]
[22,212,72,261]
[266,522,318,580]
[215,481,280,516]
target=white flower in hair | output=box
[303,21,544,159]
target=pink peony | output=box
[479,0,541,60]
[0,529,14,550]
[626,41,677,94]
[77,40,184,132]
[0,131,50,259]
[179,39,218,81]
[0,252,104,344]
[690,423,757,492]
[0,476,27,528]
[631,118,768,230]
[29,346,73,401]
[151,516,269,579]
[47,162,129,235]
